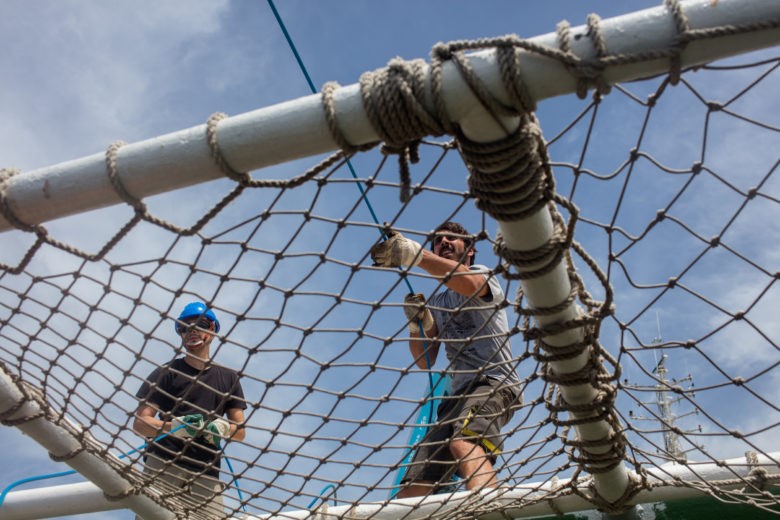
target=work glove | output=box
[170,414,205,439]
[404,293,434,333]
[370,231,423,268]
[203,418,231,446]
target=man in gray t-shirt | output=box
[371,221,521,498]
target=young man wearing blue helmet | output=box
[133,301,247,518]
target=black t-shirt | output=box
[136,357,246,477]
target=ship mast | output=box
[629,313,699,462]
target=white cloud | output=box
[0,1,231,169]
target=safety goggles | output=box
[433,234,465,246]
[175,318,214,334]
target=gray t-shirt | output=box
[429,264,521,395]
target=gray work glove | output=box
[370,231,423,268]
[403,293,434,333]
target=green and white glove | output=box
[404,293,434,333]
[171,414,204,439]
[370,231,423,268]
[203,418,231,446]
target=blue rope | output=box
[306,483,337,509]
[0,426,173,506]
[0,425,187,507]
[267,0,441,500]
[0,470,77,507]
[222,445,247,512]
[0,424,247,510]
[265,0,389,243]
[266,0,439,395]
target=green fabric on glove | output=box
[171,413,205,439]
[204,417,231,446]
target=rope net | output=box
[1,5,779,519]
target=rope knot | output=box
[381,141,421,202]
[431,42,453,61]
[0,168,37,233]
[355,56,445,202]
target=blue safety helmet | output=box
[175,301,220,334]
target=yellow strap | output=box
[461,427,498,454]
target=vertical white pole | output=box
[454,98,629,501]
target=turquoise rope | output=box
[306,483,337,509]
[265,0,387,238]
[0,470,77,507]
[0,425,184,507]
[266,0,435,386]
[222,446,247,512]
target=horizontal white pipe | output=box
[1,0,778,232]
[4,451,776,519]
[243,451,780,520]
[0,482,127,520]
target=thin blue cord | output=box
[265,0,388,239]
[0,470,77,506]
[223,449,247,512]
[0,424,247,510]
[267,0,439,500]
[265,0,315,92]
[267,0,438,391]
[0,425,188,507]
[306,483,337,509]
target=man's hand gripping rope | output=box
[404,293,434,334]
[170,414,231,446]
[370,231,433,333]
[370,230,423,268]
[171,414,205,439]
[204,418,231,446]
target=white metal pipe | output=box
[458,76,628,496]
[1,0,778,232]
[469,193,628,497]
[0,367,174,520]
[238,451,780,520]
[463,171,626,497]
[0,482,127,520]
[4,451,776,519]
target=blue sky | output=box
[1,1,778,519]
